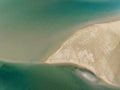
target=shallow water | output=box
[0,0,120,62]
[0,1,120,90]
[0,61,119,90]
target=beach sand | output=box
[46,20,120,87]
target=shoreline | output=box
[0,13,120,64]
[46,17,120,87]
[0,14,120,87]
[0,12,119,64]
[0,11,120,63]
[44,11,120,62]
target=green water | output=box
[0,0,120,61]
[0,61,119,90]
[0,1,120,90]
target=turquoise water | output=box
[0,61,120,90]
[0,0,120,61]
[0,1,120,90]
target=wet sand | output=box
[46,19,120,87]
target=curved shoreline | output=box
[0,15,119,88]
[46,20,120,87]
[0,13,120,63]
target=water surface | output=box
[0,0,120,62]
[0,61,119,90]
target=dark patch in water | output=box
[0,62,119,90]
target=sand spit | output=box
[46,20,120,87]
